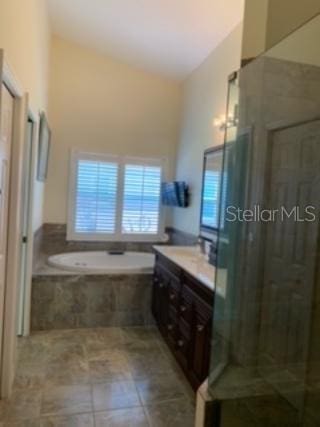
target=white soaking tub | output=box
[48,251,155,274]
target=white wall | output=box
[45,36,182,225]
[0,0,51,231]
[173,23,243,236]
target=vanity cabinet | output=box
[152,252,214,390]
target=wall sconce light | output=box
[213,105,239,131]
[213,114,227,131]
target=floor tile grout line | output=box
[39,410,95,420]
[141,395,191,408]
[141,404,153,427]
[13,326,195,424]
[93,403,143,414]
[38,410,95,421]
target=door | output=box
[0,85,14,360]
[152,266,169,335]
[17,119,33,336]
[191,296,212,385]
[258,119,320,409]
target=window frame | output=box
[67,149,166,242]
[200,145,224,239]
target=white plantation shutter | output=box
[202,171,220,229]
[122,164,162,234]
[74,159,118,234]
[68,151,164,240]
[201,171,228,229]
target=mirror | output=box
[200,146,224,238]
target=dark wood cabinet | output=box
[152,251,214,391]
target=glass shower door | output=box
[208,13,320,426]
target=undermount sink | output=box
[153,245,216,294]
[164,246,200,259]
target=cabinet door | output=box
[179,285,193,326]
[166,306,178,350]
[191,298,212,384]
[152,268,169,335]
[152,273,161,321]
[176,319,192,371]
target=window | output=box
[75,160,118,234]
[122,163,161,235]
[202,170,221,229]
[201,171,228,230]
[68,151,165,241]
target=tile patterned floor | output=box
[0,327,195,426]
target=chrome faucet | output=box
[198,237,206,255]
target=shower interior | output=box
[208,13,320,426]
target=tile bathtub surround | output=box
[31,274,154,331]
[32,223,198,271]
[0,326,195,426]
[33,226,44,272]
[38,223,163,257]
[166,227,198,246]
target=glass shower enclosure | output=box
[209,13,320,426]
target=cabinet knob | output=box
[159,282,164,288]
[180,305,187,313]
[169,293,175,301]
[197,325,204,332]
[167,324,173,331]
[177,339,184,348]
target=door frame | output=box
[0,51,30,398]
[20,108,39,338]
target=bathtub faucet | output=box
[108,250,125,255]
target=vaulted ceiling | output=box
[47,0,244,80]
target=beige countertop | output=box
[153,245,216,292]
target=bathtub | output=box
[48,251,155,274]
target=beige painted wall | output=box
[241,0,269,60]
[173,23,243,236]
[45,36,182,224]
[266,0,320,49]
[265,14,320,67]
[0,0,51,231]
[242,0,320,60]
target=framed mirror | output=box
[200,145,224,239]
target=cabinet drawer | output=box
[156,264,181,292]
[176,319,191,369]
[156,254,181,280]
[168,283,180,309]
[179,286,193,325]
[193,293,213,322]
[166,307,178,349]
[153,250,214,391]
[182,272,214,306]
